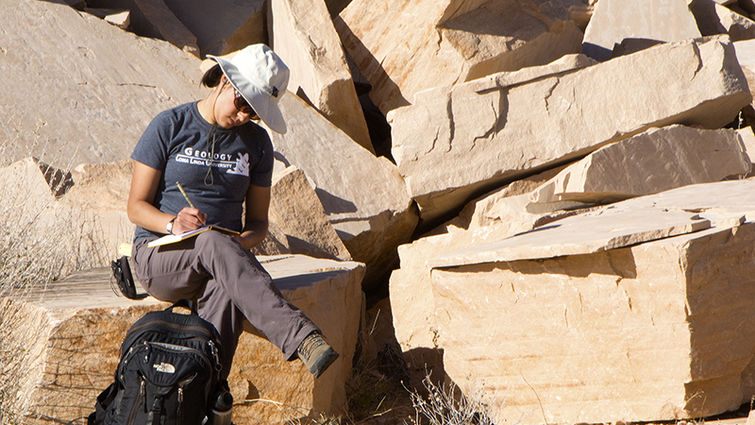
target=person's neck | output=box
[197,88,221,125]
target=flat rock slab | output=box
[430,178,755,423]
[583,0,700,61]
[390,36,751,224]
[432,207,712,267]
[0,255,364,425]
[0,0,205,169]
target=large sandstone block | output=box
[269,0,373,152]
[162,0,266,56]
[264,94,418,289]
[0,255,364,424]
[389,166,566,375]
[389,36,751,224]
[335,0,584,114]
[429,179,755,424]
[582,0,701,61]
[528,125,751,209]
[0,0,205,169]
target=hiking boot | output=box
[297,332,339,378]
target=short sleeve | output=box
[250,130,274,187]
[131,110,173,170]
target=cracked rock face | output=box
[389,37,751,225]
[430,179,755,424]
[335,0,584,115]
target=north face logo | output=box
[153,362,176,374]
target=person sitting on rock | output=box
[126,43,338,380]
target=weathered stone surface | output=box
[269,165,352,261]
[529,125,751,209]
[430,179,755,424]
[263,93,418,288]
[335,0,584,114]
[433,208,713,266]
[582,0,700,61]
[389,166,567,370]
[269,0,373,152]
[163,0,266,56]
[690,0,755,41]
[0,0,205,169]
[389,37,751,224]
[252,221,293,257]
[1,255,364,424]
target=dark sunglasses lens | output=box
[234,91,256,116]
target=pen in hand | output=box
[175,181,195,208]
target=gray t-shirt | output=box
[131,101,274,241]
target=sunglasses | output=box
[233,88,257,118]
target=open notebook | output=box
[147,225,239,248]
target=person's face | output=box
[215,78,258,128]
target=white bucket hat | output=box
[207,44,289,133]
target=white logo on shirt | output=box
[227,153,250,176]
[175,147,249,177]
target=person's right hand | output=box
[172,207,207,234]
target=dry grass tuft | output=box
[0,140,110,422]
[404,375,500,425]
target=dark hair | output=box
[201,64,224,88]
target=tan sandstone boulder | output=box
[429,179,755,424]
[390,124,750,382]
[583,0,701,61]
[269,0,373,152]
[0,255,364,424]
[528,125,751,210]
[1,0,205,169]
[389,36,751,224]
[335,0,584,114]
[264,93,418,289]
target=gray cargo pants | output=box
[131,231,319,378]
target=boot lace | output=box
[297,333,325,360]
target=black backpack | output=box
[88,300,230,425]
